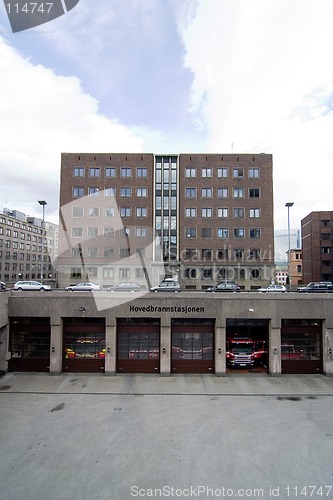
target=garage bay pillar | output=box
[269,323,281,376]
[50,323,62,375]
[160,319,171,376]
[105,324,116,376]
[215,325,226,376]
[323,323,333,376]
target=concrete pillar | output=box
[269,326,281,376]
[215,326,226,376]
[323,327,333,376]
[160,320,171,376]
[50,324,62,375]
[0,325,9,375]
[105,324,116,375]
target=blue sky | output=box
[0,0,332,229]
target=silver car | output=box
[150,281,181,292]
[66,282,101,292]
[257,284,286,293]
[13,281,52,291]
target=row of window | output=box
[185,227,261,239]
[0,252,46,261]
[0,229,44,241]
[183,247,261,260]
[0,218,42,232]
[185,187,261,198]
[71,247,146,259]
[185,167,260,179]
[73,167,148,178]
[0,262,47,271]
[185,208,261,218]
[71,227,148,238]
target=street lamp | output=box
[285,202,294,291]
[38,200,47,281]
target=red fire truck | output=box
[226,337,267,368]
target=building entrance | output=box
[63,318,105,373]
[117,318,160,373]
[281,320,322,374]
[171,319,214,373]
[226,318,269,374]
[9,317,50,372]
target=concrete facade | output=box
[1,291,333,377]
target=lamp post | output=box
[38,200,47,281]
[285,202,294,291]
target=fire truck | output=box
[226,337,267,368]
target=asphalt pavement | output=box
[0,373,332,500]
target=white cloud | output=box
[178,0,333,228]
[0,37,143,222]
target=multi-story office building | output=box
[58,153,274,289]
[0,208,57,285]
[301,211,333,283]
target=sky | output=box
[0,0,332,230]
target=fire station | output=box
[1,291,333,378]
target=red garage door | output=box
[171,319,214,373]
[281,320,322,374]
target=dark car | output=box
[297,282,333,293]
[206,281,240,292]
[110,282,141,292]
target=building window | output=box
[137,168,147,177]
[233,208,244,218]
[70,267,82,279]
[104,248,114,258]
[72,227,83,238]
[105,208,115,217]
[88,227,98,238]
[249,249,261,259]
[249,168,260,178]
[88,207,99,217]
[120,248,130,258]
[185,208,196,218]
[88,187,99,197]
[74,167,85,177]
[218,208,228,218]
[249,188,260,198]
[234,228,245,238]
[120,208,131,218]
[73,187,84,198]
[185,188,196,198]
[72,207,83,217]
[119,268,130,278]
[250,208,260,218]
[136,208,147,218]
[217,188,228,198]
[217,168,228,178]
[105,187,115,197]
[105,168,116,177]
[202,168,212,178]
[234,248,244,259]
[201,228,213,238]
[137,187,147,197]
[89,167,100,177]
[136,227,147,237]
[103,268,114,278]
[88,247,98,257]
[233,168,244,178]
[233,188,244,198]
[120,228,130,238]
[217,228,228,238]
[201,188,212,198]
[104,228,114,238]
[121,168,131,177]
[202,208,212,218]
[321,247,331,254]
[186,227,196,238]
[185,168,196,178]
[121,187,132,197]
[202,249,212,260]
[250,228,261,238]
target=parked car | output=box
[13,280,52,291]
[66,282,101,292]
[257,284,286,293]
[297,282,333,293]
[0,281,6,291]
[110,282,141,292]
[150,280,181,292]
[206,281,240,292]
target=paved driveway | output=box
[0,374,332,500]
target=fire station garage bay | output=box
[1,292,333,377]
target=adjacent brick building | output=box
[301,211,333,283]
